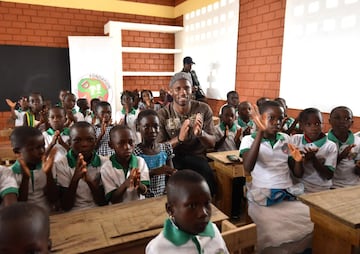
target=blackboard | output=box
[0,45,71,111]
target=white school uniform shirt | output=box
[239,132,293,189]
[236,118,257,141]
[214,122,240,151]
[53,150,107,210]
[11,161,51,212]
[73,110,85,122]
[327,130,360,188]
[290,134,337,193]
[146,219,229,254]
[42,128,70,162]
[100,154,150,203]
[115,107,141,144]
[0,166,18,198]
[14,109,26,126]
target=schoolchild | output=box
[134,109,176,197]
[146,170,229,254]
[100,125,149,203]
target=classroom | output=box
[0,0,360,253]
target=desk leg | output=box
[231,177,245,218]
[313,224,352,254]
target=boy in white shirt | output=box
[146,170,229,254]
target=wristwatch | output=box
[177,135,184,144]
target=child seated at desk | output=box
[62,93,84,126]
[53,122,107,211]
[10,126,58,213]
[0,202,51,253]
[291,108,338,193]
[237,101,256,140]
[215,105,242,151]
[240,101,313,253]
[43,106,70,162]
[100,125,149,203]
[146,170,229,254]
[327,106,360,188]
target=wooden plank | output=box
[299,186,360,229]
[221,223,256,254]
[50,196,228,254]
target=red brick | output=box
[0,6,9,14]
[23,9,37,16]
[3,13,17,21]
[0,34,12,40]
[6,27,20,34]
[17,15,31,22]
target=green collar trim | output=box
[109,154,138,177]
[121,107,136,115]
[11,160,42,174]
[327,129,354,147]
[71,108,77,114]
[66,150,101,168]
[163,218,214,251]
[301,134,327,147]
[238,118,254,128]
[251,132,285,142]
[220,122,237,132]
[46,127,70,136]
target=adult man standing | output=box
[181,56,206,101]
[157,72,216,196]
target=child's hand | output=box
[66,110,75,123]
[178,119,190,142]
[101,118,107,135]
[251,104,268,131]
[42,147,57,174]
[130,168,140,189]
[74,153,87,181]
[193,113,203,136]
[234,127,242,141]
[17,155,31,178]
[224,125,229,138]
[288,143,302,162]
[356,160,360,168]
[243,126,251,136]
[39,109,48,124]
[338,144,356,162]
[162,165,177,176]
[57,134,69,150]
[5,99,16,109]
[303,147,319,161]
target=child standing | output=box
[138,90,160,111]
[291,108,338,193]
[85,98,100,125]
[327,106,360,188]
[134,110,176,197]
[0,202,51,254]
[100,125,149,203]
[215,105,242,151]
[237,101,256,140]
[94,101,114,157]
[218,91,239,117]
[146,170,229,254]
[115,90,141,144]
[240,101,313,253]
[42,106,70,162]
[10,126,58,212]
[6,96,29,127]
[53,122,107,211]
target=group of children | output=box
[1,87,360,253]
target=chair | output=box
[221,220,257,254]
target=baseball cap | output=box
[183,56,195,64]
[169,72,193,87]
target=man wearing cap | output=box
[182,56,206,101]
[157,72,217,196]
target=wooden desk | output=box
[207,150,246,217]
[50,196,228,254]
[299,186,360,254]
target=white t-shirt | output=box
[290,134,337,193]
[0,166,18,198]
[11,161,52,212]
[53,151,107,210]
[327,130,360,188]
[14,110,26,126]
[42,128,70,162]
[100,154,149,203]
[115,108,141,144]
[240,132,293,189]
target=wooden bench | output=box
[221,220,257,254]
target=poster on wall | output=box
[68,36,115,117]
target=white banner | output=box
[68,36,116,118]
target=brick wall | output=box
[236,0,285,103]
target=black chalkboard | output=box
[0,45,71,111]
